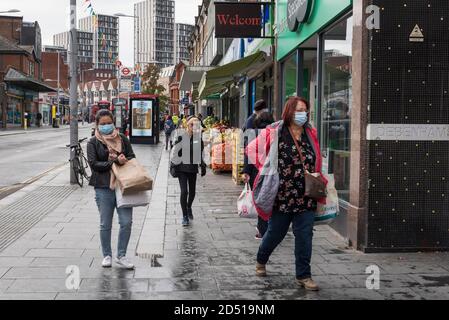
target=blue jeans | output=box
[257,210,315,280]
[95,188,133,258]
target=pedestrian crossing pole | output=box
[69,0,79,185]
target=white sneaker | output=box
[115,256,135,270]
[102,256,112,268]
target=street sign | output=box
[215,2,264,38]
[120,78,132,93]
[116,60,122,67]
[122,68,131,76]
[133,76,141,93]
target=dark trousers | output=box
[165,134,172,150]
[257,210,314,279]
[178,172,197,217]
[257,217,268,236]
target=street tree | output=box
[141,63,169,114]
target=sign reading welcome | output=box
[215,2,263,38]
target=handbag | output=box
[288,128,327,200]
[237,183,258,219]
[115,185,150,208]
[112,159,153,195]
[170,162,179,178]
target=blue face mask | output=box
[98,124,115,135]
[294,112,308,126]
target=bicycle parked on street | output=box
[67,138,91,187]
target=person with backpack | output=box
[164,116,176,150]
[242,109,275,240]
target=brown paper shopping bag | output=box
[112,159,153,195]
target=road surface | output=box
[0,126,92,199]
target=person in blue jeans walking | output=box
[87,110,136,270]
[246,97,326,291]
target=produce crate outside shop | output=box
[232,129,244,185]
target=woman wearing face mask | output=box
[171,116,206,226]
[246,97,326,291]
[87,110,136,269]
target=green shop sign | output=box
[276,0,352,61]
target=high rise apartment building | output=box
[78,14,119,71]
[134,0,175,69]
[175,23,194,63]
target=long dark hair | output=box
[95,110,114,125]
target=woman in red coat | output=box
[246,97,326,291]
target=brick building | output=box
[0,15,55,129]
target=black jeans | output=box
[178,172,197,217]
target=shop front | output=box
[277,0,357,245]
[2,68,56,129]
[278,0,449,252]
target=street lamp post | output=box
[69,0,79,185]
[57,50,61,118]
[114,13,140,70]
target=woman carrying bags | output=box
[171,116,206,227]
[87,109,136,270]
[246,97,327,291]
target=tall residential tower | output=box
[175,23,194,63]
[78,14,119,71]
[134,0,175,69]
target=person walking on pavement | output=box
[172,114,179,127]
[242,99,269,132]
[87,109,137,270]
[171,116,207,226]
[246,97,326,291]
[36,112,42,127]
[164,115,175,150]
[242,108,275,240]
[197,113,207,129]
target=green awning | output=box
[198,51,267,99]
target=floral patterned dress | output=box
[274,126,317,214]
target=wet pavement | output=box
[0,140,449,300]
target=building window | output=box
[28,61,35,77]
[282,51,298,104]
[320,15,353,202]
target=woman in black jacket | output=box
[242,111,275,239]
[87,110,136,270]
[171,116,206,226]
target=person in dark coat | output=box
[242,109,275,240]
[164,116,175,150]
[242,100,269,132]
[87,110,136,270]
[171,116,206,226]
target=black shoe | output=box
[182,216,190,226]
[187,208,194,220]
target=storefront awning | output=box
[179,66,214,91]
[198,51,267,99]
[4,68,57,93]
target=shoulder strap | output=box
[287,127,304,166]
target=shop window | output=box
[282,51,298,103]
[321,15,353,202]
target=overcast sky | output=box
[1,0,201,67]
